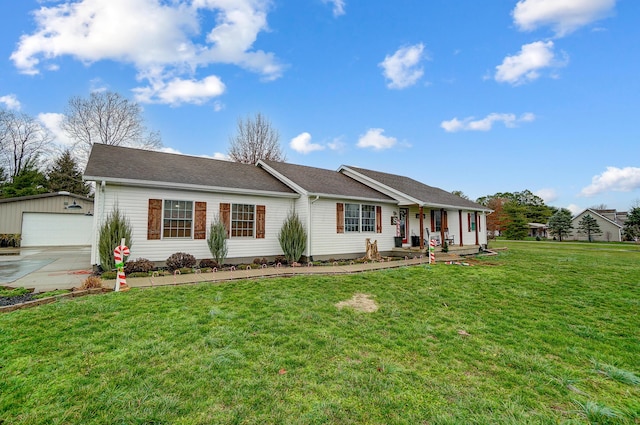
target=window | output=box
[469,212,476,232]
[362,205,376,232]
[232,204,255,237]
[345,203,360,232]
[343,203,376,233]
[163,200,193,238]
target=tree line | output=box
[1,90,285,199]
[466,189,640,242]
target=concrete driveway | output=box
[0,246,92,293]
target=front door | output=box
[400,208,409,244]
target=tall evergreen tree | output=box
[622,207,640,241]
[577,214,602,242]
[548,208,573,241]
[502,201,528,240]
[46,149,91,196]
[0,159,47,198]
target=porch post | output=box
[458,210,463,246]
[419,206,424,250]
[475,211,479,246]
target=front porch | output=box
[390,243,483,258]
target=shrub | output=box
[0,234,21,248]
[278,210,307,264]
[166,252,196,271]
[199,258,219,269]
[81,275,103,290]
[98,206,133,271]
[207,214,228,266]
[124,258,154,274]
[253,257,268,265]
[274,255,287,265]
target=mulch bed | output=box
[0,293,36,307]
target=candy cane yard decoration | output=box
[429,239,436,264]
[114,238,130,292]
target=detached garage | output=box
[21,212,94,246]
[0,192,94,247]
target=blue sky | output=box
[1,0,639,213]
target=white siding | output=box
[92,184,297,266]
[309,198,397,258]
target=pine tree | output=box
[0,160,47,198]
[502,201,528,240]
[623,207,640,241]
[577,214,602,242]
[46,149,91,196]
[548,208,573,241]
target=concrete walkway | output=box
[103,255,448,290]
[0,245,467,293]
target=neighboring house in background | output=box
[528,223,548,238]
[0,192,94,247]
[570,208,625,242]
[83,144,490,267]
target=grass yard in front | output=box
[1,241,638,424]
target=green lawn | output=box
[1,241,639,424]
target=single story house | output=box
[0,192,94,247]
[528,223,548,238]
[570,208,624,242]
[83,144,490,266]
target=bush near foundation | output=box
[166,252,196,271]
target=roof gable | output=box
[572,208,623,228]
[83,144,296,196]
[340,165,490,211]
[259,160,395,202]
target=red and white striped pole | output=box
[114,237,130,292]
[429,239,436,264]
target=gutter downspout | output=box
[307,195,320,262]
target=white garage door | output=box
[21,213,94,247]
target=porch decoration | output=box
[113,238,130,292]
[429,239,436,264]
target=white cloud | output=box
[289,132,325,154]
[38,112,75,147]
[327,137,346,152]
[0,94,21,110]
[512,0,616,37]
[495,41,565,85]
[213,101,225,112]
[212,152,230,161]
[11,0,282,105]
[357,128,397,150]
[322,0,345,17]
[567,204,582,215]
[440,112,535,132]
[580,166,640,197]
[379,43,426,89]
[535,188,558,203]
[133,75,225,105]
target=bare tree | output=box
[62,91,161,162]
[228,113,286,164]
[0,109,53,178]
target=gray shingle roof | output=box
[83,144,296,195]
[344,166,489,211]
[261,160,395,202]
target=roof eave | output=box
[83,176,300,199]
